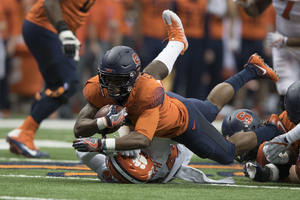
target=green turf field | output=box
[1,121,300,200]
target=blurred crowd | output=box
[0,0,281,120]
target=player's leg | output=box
[143,9,188,81]
[6,20,78,158]
[207,53,279,112]
[273,47,299,110]
[76,151,117,183]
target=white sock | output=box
[266,163,279,182]
[286,123,300,143]
[154,41,184,75]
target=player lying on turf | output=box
[72,10,281,167]
[76,126,234,184]
[221,107,300,183]
[240,81,300,183]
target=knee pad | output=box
[44,81,78,105]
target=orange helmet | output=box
[107,151,154,184]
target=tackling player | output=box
[221,108,299,183]
[72,10,281,166]
[6,0,95,158]
[233,0,300,110]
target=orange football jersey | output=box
[256,111,299,166]
[83,73,189,140]
[26,0,95,33]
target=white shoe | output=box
[162,9,188,55]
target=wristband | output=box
[97,117,108,130]
[104,138,116,150]
[56,20,69,34]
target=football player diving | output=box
[72,9,282,172]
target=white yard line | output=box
[0,139,72,150]
[0,157,79,163]
[1,174,300,190]
[0,119,223,130]
[0,196,77,200]
[0,119,76,129]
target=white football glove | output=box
[263,134,291,164]
[120,149,140,158]
[266,32,287,49]
[58,30,81,61]
[233,0,253,8]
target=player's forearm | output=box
[43,0,65,29]
[286,37,300,47]
[73,119,102,138]
[285,123,300,143]
[115,131,150,150]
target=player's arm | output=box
[43,0,65,27]
[234,0,272,17]
[73,102,102,138]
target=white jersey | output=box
[273,0,300,37]
[76,137,234,184]
[271,0,300,95]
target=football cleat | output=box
[244,162,271,182]
[162,9,188,55]
[245,53,279,82]
[6,129,49,158]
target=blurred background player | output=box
[234,0,300,112]
[6,0,96,158]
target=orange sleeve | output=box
[26,0,94,33]
[83,76,115,108]
[256,142,269,167]
[2,0,22,36]
[279,111,296,131]
[135,106,160,140]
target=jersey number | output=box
[282,2,295,20]
[166,145,179,170]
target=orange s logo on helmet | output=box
[107,151,154,184]
[132,53,141,68]
[236,112,253,125]
[106,69,113,72]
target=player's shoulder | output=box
[132,73,165,109]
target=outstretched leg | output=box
[207,53,278,111]
[143,10,188,81]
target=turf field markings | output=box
[1,174,300,190]
[0,157,79,163]
[0,196,77,200]
[0,139,72,150]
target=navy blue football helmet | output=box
[222,109,263,163]
[98,46,141,101]
[222,109,263,138]
[284,81,300,125]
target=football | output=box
[94,105,124,134]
